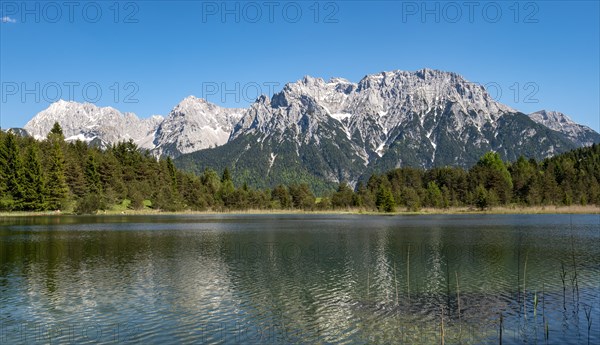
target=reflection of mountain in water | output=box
[1,215,598,344]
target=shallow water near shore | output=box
[1,214,599,344]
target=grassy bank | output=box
[1,205,599,217]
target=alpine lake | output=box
[1,214,598,344]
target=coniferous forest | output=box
[1,123,599,214]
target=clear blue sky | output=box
[1,1,599,131]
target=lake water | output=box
[0,214,598,344]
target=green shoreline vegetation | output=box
[1,205,599,218]
[2,123,600,215]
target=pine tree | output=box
[85,154,102,194]
[289,183,315,210]
[0,133,25,210]
[0,132,6,190]
[376,184,395,212]
[219,179,236,208]
[222,167,232,183]
[425,181,443,208]
[510,156,535,204]
[21,145,47,211]
[166,157,178,188]
[402,187,421,212]
[541,167,560,205]
[64,159,87,198]
[98,152,126,200]
[331,181,354,208]
[355,181,375,209]
[45,141,69,210]
[47,122,65,144]
[271,184,292,208]
[50,122,63,136]
[474,184,490,210]
[202,168,222,195]
[472,152,513,204]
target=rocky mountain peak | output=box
[21,69,599,175]
[529,110,600,146]
[152,96,245,157]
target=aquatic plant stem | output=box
[523,252,529,319]
[456,271,462,339]
[394,262,399,306]
[407,245,411,301]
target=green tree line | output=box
[1,123,599,213]
[326,147,600,212]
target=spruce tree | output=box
[45,140,69,210]
[0,133,25,210]
[402,187,421,212]
[0,132,6,195]
[332,182,354,208]
[289,183,315,210]
[222,167,232,183]
[85,154,102,194]
[376,185,395,212]
[47,122,65,144]
[474,184,490,210]
[425,181,443,208]
[271,184,292,208]
[166,157,178,189]
[202,168,222,195]
[473,152,513,204]
[65,160,87,198]
[21,145,47,211]
[219,179,236,207]
[50,122,64,136]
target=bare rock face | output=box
[529,110,600,147]
[24,100,164,150]
[176,69,596,188]
[24,96,243,156]
[152,96,244,158]
[23,69,599,185]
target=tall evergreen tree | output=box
[0,132,6,194]
[201,168,222,196]
[510,156,535,204]
[47,122,65,143]
[425,181,443,208]
[376,184,395,212]
[331,182,354,208]
[289,183,315,209]
[402,186,421,211]
[21,145,47,210]
[271,184,292,208]
[50,122,63,136]
[222,167,232,183]
[219,178,236,208]
[85,154,102,194]
[45,140,69,210]
[474,184,490,210]
[166,157,178,189]
[0,133,25,210]
[471,151,513,204]
[64,159,87,198]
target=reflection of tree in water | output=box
[1,215,598,344]
[219,221,599,344]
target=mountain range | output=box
[19,68,600,191]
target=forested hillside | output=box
[1,123,599,214]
